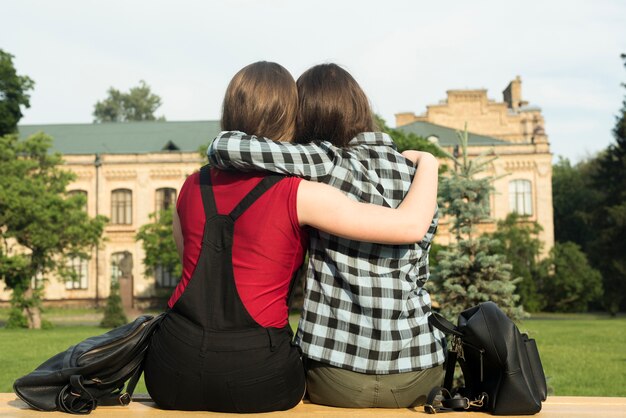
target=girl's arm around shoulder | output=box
[297,153,438,245]
[207,131,334,179]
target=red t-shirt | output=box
[167,169,307,328]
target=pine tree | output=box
[100,281,128,328]
[432,127,526,321]
[588,54,626,315]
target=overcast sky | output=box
[3,0,625,162]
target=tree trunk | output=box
[24,305,42,329]
[23,286,42,329]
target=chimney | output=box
[503,76,523,110]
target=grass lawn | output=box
[518,316,626,397]
[0,314,624,396]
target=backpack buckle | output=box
[119,392,131,406]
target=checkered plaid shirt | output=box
[207,131,446,374]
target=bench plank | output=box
[2,393,625,417]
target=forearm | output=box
[298,177,437,245]
[207,131,334,180]
[397,153,439,240]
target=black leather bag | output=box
[425,302,547,415]
[13,313,164,414]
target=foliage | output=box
[375,115,447,158]
[432,127,525,321]
[551,157,600,250]
[538,242,603,313]
[586,54,626,315]
[0,49,35,136]
[0,133,107,328]
[136,208,182,279]
[93,80,165,123]
[100,281,128,328]
[489,213,544,312]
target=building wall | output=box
[396,77,549,145]
[396,77,553,254]
[433,143,554,256]
[0,152,204,305]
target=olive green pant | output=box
[305,359,444,408]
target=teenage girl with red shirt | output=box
[143,61,439,413]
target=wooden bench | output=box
[2,393,625,417]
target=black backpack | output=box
[425,302,547,415]
[13,313,164,414]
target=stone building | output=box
[1,76,553,306]
[395,76,554,253]
[1,121,220,308]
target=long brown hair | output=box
[295,63,377,146]
[222,61,297,142]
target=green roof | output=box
[17,119,509,155]
[396,121,510,146]
[18,120,222,154]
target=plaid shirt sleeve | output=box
[207,131,336,180]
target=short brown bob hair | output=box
[222,61,297,142]
[295,63,377,147]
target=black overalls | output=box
[144,167,305,412]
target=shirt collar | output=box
[347,132,397,149]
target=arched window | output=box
[110,251,132,284]
[509,179,533,216]
[66,257,89,289]
[111,189,132,224]
[155,188,177,213]
[68,190,88,212]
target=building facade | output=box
[2,77,553,306]
[395,76,554,254]
[1,121,220,307]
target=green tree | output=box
[100,281,128,328]
[136,208,181,284]
[375,115,447,158]
[539,242,603,313]
[93,80,165,123]
[0,49,35,136]
[552,157,600,250]
[587,54,626,315]
[432,128,525,321]
[489,213,544,312]
[0,133,107,328]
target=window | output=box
[111,189,132,224]
[110,252,129,285]
[155,188,177,212]
[110,252,124,285]
[66,257,89,289]
[68,190,88,212]
[155,265,178,288]
[509,179,533,216]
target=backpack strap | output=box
[57,376,97,415]
[424,387,488,414]
[428,312,462,391]
[428,312,463,337]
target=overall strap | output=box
[199,167,284,222]
[199,165,217,220]
[228,175,284,221]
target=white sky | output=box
[2,0,625,162]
